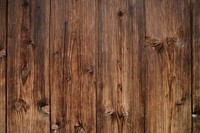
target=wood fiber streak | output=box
[50,0,97,132]
[7,0,50,132]
[192,0,200,132]
[0,0,7,132]
[145,0,191,133]
[97,0,145,132]
[0,0,196,133]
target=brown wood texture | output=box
[192,0,200,132]
[0,0,7,132]
[0,0,199,133]
[7,0,50,132]
[50,0,97,132]
[97,0,145,132]
[145,0,192,132]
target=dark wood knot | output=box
[37,100,50,115]
[145,36,163,48]
[175,98,186,106]
[23,0,29,7]
[74,122,86,133]
[86,67,93,75]
[117,84,122,92]
[14,98,30,112]
[28,40,35,48]
[118,10,124,17]
[105,107,115,116]
[21,67,30,85]
[65,74,72,81]
[0,49,6,58]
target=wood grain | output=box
[192,0,200,132]
[97,0,145,132]
[7,0,50,132]
[0,0,196,132]
[50,0,97,132]
[145,0,191,132]
[0,0,7,132]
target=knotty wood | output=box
[145,0,191,132]
[50,0,97,132]
[0,1,197,132]
[97,0,145,132]
[0,0,7,132]
[7,0,50,132]
[192,0,200,132]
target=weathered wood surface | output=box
[50,0,97,132]
[97,0,145,132]
[145,0,191,132]
[7,0,50,132]
[192,0,200,132]
[0,0,199,133]
[0,0,7,132]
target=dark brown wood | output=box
[97,0,145,132]
[7,0,50,132]
[50,0,97,132]
[0,0,7,132]
[192,0,200,132]
[0,0,196,132]
[144,0,191,132]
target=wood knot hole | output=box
[37,100,49,115]
[23,0,29,7]
[86,67,93,75]
[28,40,35,47]
[117,84,122,92]
[118,10,124,17]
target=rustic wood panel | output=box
[0,0,196,132]
[7,0,50,132]
[192,0,200,132]
[0,0,7,132]
[50,0,97,132]
[145,0,191,132]
[97,0,145,132]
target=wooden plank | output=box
[144,0,191,132]
[0,0,7,132]
[7,0,50,132]
[97,0,145,132]
[192,0,200,132]
[50,0,97,132]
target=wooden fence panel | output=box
[0,0,7,132]
[50,0,97,132]
[192,0,200,132]
[0,0,197,132]
[97,0,145,132]
[7,0,50,132]
[145,0,191,132]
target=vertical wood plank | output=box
[50,0,97,132]
[7,0,50,132]
[192,0,200,132]
[144,0,191,132]
[0,0,7,132]
[97,0,145,132]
